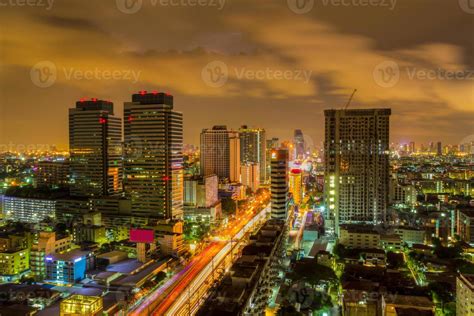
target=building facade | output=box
[200,126,240,183]
[270,149,289,220]
[239,125,266,182]
[124,92,184,220]
[324,108,391,234]
[69,99,123,197]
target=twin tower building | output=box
[68,91,183,221]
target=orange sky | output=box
[0,0,473,150]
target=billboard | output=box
[130,229,155,243]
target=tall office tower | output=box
[69,99,122,197]
[124,91,184,220]
[239,125,267,183]
[270,149,289,220]
[200,126,241,182]
[324,108,391,234]
[437,141,442,156]
[409,141,415,153]
[294,129,305,160]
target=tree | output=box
[290,259,337,286]
[428,281,454,312]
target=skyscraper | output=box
[239,125,266,183]
[271,149,289,220]
[124,91,183,220]
[324,108,391,234]
[69,98,122,197]
[200,126,240,182]
[294,129,305,160]
[289,168,303,206]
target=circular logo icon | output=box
[116,0,143,14]
[287,0,315,14]
[201,61,228,88]
[373,60,400,88]
[30,61,57,88]
[459,0,474,14]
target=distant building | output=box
[457,208,474,244]
[184,175,219,208]
[293,129,305,159]
[324,109,391,234]
[35,160,69,188]
[270,149,289,220]
[239,125,266,182]
[457,273,474,316]
[200,125,240,182]
[3,196,57,223]
[289,168,303,205]
[241,163,260,192]
[69,99,123,197]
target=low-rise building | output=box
[457,273,474,316]
[339,225,380,249]
[45,249,93,284]
[60,295,103,316]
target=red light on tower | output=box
[162,176,170,181]
[152,90,158,95]
[99,118,107,124]
[80,98,86,102]
[91,98,97,102]
[165,92,171,96]
[128,116,133,122]
[139,90,147,95]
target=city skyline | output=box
[1,0,473,149]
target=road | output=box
[128,192,270,316]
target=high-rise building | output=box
[289,168,303,206]
[266,138,279,181]
[239,125,266,182]
[241,162,260,192]
[270,149,289,220]
[437,141,442,156]
[324,108,391,234]
[200,126,240,182]
[409,141,415,153]
[294,129,305,160]
[69,99,123,197]
[124,91,184,220]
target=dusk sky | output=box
[0,0,473,150]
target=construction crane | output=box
[343,89,357,110]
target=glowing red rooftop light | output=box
[139,90,147,95]
[162,176,170,181]
[80,98,86,102]
[152,90,158,95]
[91,98,97,102]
